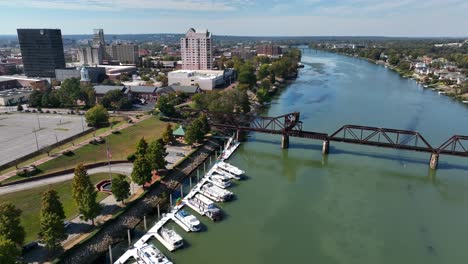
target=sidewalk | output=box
[0,115,149,182]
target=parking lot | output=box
[0,113,88,166]
[166,144,192,168]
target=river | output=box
[113,49,468,264]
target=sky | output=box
[0,0,467,37]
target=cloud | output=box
[0,0,241,11]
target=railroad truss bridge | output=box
[178,111,468,170]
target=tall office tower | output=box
[181,28,213,70]
[92,29,105,46]
[17,29,66,78]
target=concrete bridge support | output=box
[281,134,290,149]
[236,130,242,142]
[322,140,330,155]
[429,153,439,170]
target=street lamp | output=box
[33,129,39,151]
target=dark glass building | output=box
[17,29,66,78]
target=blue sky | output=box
[0,0,467,36]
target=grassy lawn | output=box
[0,172,124,244]
[0,117,127,177]
[32,117,166,175]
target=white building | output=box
[168,69,234,91]
[181,28,213,70]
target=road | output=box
[0,163,133,195]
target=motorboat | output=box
[136,243,173,264]
[201,182,234,202]
[159,227,184,250]
[174,210,201,232]
[208,173,231,189]
[188,193,222,221]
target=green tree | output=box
[147,138,168,171]
[185,119,205,145]
[0,237,21,263]
[257,64,270,80]
[72,164,101,225]
[111,175,130,204]
[238,62,256,89]
[199,113,210,134]
[156,94,176,117]
[0,202,25,246]
[162,123,175,145]
[135,137,148,157]
[156,74,168,86]
[131,155,152,185]
[60,78,82,106]
[29,90,44,107]
[85,104,109,128]
[38,189,66,252]
[101,89,131,110]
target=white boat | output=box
[463,101,468,104]
[201,182,234,202]
[159,227,184,250]
[217,161,245,176]
[174,210,201,232]
[208,173,231,189]
[187,193,223,221]
[438,91,446,95]
[136,243,173,264]
[214,167,241,180]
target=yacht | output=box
[217,161,245,176]
[201,182,233,202]
[208,173,231,188]
[214,168,241,180]
[188,193,223,221]
[136,243,173,264]
[174,210,201,232]
[159,227,184,250]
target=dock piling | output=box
[322,140,330,155]
[170,193,173,208]
[430,153,439,170]
[189,176,192,189]
[180,185,184,198]
[281,134,289,149]
[197,170,200,182]
[157,204,160,220]
[109,245,113,264]
[144,215,147,231]
[127,229,131,248]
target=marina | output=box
[114,136,244,264]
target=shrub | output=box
[127,153,136,162]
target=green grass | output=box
[0,172,123,244]
[35,117,167,175]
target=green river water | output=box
[114,49,468,264]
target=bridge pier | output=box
[281,134,289,149]
[236,130,242,142]
[429,153,439,170]
[322,140,330,155]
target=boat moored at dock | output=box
[159,227,184,250]
[217,161,245,176]
[185,193,223,221]
[200,182,234,202]
[208,173,231,189]
[137,243,173,264]
[174,210,201,232]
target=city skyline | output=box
[0,0,467,37]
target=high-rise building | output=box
[92,29,105,46]
[181,28,213,70]
[104,44,138,65]
[17,29,66,78]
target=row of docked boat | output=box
[114,137,244,264]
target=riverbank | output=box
[316,49,468,106]
[57,138,221,264]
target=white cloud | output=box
[0,0,240,11]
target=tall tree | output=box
[0,237,21,263]
[38,190,66,251]
[135,137,148,157]
[198,113,210,134]
[72,164,101,225]
[131,155,152,185]
[185,119,204,145]
[0,202,25,246]
[85,104,109,128]
[111,175,130,204]
[147,138,168,171]
[161,123,175,145]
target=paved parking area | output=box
[0,113,88,166]
[166,145,192,167]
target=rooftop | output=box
[0,89,32,98]
[93,85,127,95]
[168,70,225,80]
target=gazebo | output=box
[173,126,186,138]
